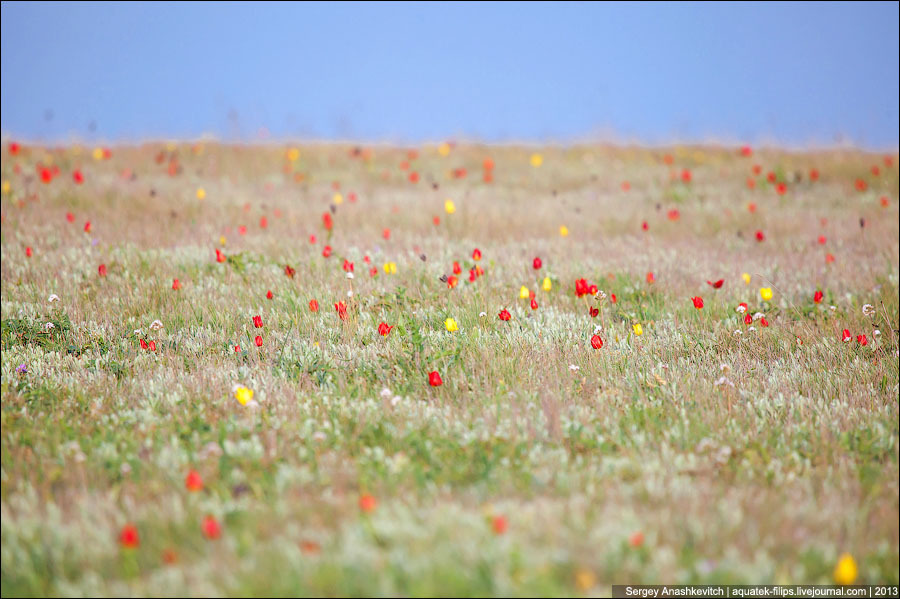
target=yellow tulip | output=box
[760,287,773,301]
[530,153,543,167]
[287,147,300,162]
[542,277,552,291]
[1,181,10,194]
[333,192,343,205]
[519,286,530,299]
[383,262,397,274]
[234,386,253,406]
[833,553,858,585]
[196,187,206,200]
[559,225,569,237]
[219,236,226,246]
[444,199,456,214]
[633,323,643,336]
[742,272,751,285]
[92,147,104,161]
[438,142,450,157]
[445,318,458,332]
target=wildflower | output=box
[755,230,765,242]
[498,309,511,321]
[447,275,458,288]
[445,318,458,332]
[215,248,226,263]
[335,301,348,320]
[542,277,552,291]
[119,524,140,548]
[736,302,748,313]
[833,554,858,585]
[309,299,319,312]
[252,315,263,328]
[530,153,543,167]
[633,323,643,336]
[185,470,203,492]
[48,294,59,303]
[234,386,254,405]
[842,329,852,342]
[591,335,604,349]
[691,297,704,309]
[519,286,530,299]
[530,298,538,310]
[201,516,221,540]
[857,334,868,346]
[234,345,241,353]
[744,314,752,325]
[148,341,157,351]
[384,262,397,274]
[444,199,456,214]
[98,264,107,277]
[322,212,333,230]
[140,339,149,350]
[342,259,354,272]
[759,287,773,301]
[285,265,296,277]
[472,248,482,261]
[589,306,599,318]
[16,363,27,375]
[814,290,824,304]
[84,221,92,233]
[641,221,649,231]
[569,364,580,371]
[492,515,508,534]
[255,335,263,347]
[266,289,273,300]
[378,322,393,336]
[322,245,332,258]
[172,278,182,290]
[707,279,723,289]
[629,531,645,548]
[862,304,875,317]
[742,273,751,285]
[533,257,542,270]
[149,319,163,331]
[559,225,569,237]
[452,261,462,275]
[359,494,377,513]
[428,371,443,386]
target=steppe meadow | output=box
[1,141,898,595]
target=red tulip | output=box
[322,245,332,258]
[215,248,226,263]
[775,182,787,195]
[817,235,826,245]
[254,335,263,347]
[73,170,84,184]
[119,524,140,548]
[322,212,333,230]
[740,145,752,157]
[433,216,441,226]
[285,265,296,277]
[752,164,762,175]
[646,272,655,284]
[453,261,462,275]
[530,298,538,310]
[610,294,617,303]
[237,225,247,236]
[185,469,203,492]
[744,314,752,325]
[359,494,377,513]
[591,335,604,349]
[446,275,458,288]
[309,299,319,312]
[707,279,724,289]
[641,221,649,231]
[680,169,692,183]
[667,209,680,221]
[309,234,317,244]
[472,248,482,261]
[760,317,769,327]
[814,290,823,304]
[629,531,644,548]
[408,171,419,183]
[857,334,868,346]
[755,230,765,242]
[498,309,511,321]
[84,221,92,233]
[382,228,391,240]
[201,516,221,540]
[881,196,890,207]
[253,315,263,328]
[40,167,53,183]
[140,339,149,350]
[825,253,835,264]
[767,172,777,183]
[855,179,867,192]
[8,142,21,155]
[691,296,704,309]
[148,341,157,351]
[378,322,393,336]
[98,264,107,277]
[335,301,348,321]
[25,246,33,257]
[259,216,268,229]
[342,259,354,272]
[492,515,508,534]
[533,257,542,270]
[428,371,443,387]
[234,345,241,352]
[66,212,75,223]
[266,289,273,300]
[842,329,852,342]
[172,278,181,290]
[589,306,599,318]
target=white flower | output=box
[479,311,487,317]
[736,305,747,314]
[569,364,580,371]
[134,329,143,335]
[380,387,393,399]
[748,326,756,332]
[874,329,881,337]
[594,289,607,301]
[862,304,875,317]
[391,396,402,407]
[752,312,765,321]
[44,322,55,331]
[593,325,603,334]
[720,364,731,373]
[829,305,837,312]
[714,376,734,387]
[347,290,353,297]
[312,431,327,442]
[733,330,742,335]
[48,294,60,303]
[149,319,164,331]
[346,272,354,280]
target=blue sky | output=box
[1,1,898,148]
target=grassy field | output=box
[1,141,898,596]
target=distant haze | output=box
[1,1,898,149]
